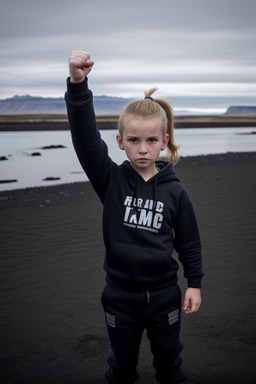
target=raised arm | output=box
[65,51,116,202]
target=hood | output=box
[120,160,180,212]
[121,160,180,184]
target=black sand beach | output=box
[0,152,256,383]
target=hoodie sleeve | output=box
[65,77,116,202]
[173,191,203,288]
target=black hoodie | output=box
[65,78,203,291]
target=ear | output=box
[161,134,169,151]
[116,134,124,150]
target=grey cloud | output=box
[2,0,256,39]
[0,0,255,100]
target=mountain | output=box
[1,95,256,116]
[0,95,134,115]
[225,106,256,115]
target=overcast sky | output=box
[0,0,256,107]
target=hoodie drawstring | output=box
[153,178,158,212]
[146,290,150,304]
[132,176,159,212]
[132,175,139,206]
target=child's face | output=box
[116,116,169,179]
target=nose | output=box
[139,142,148,154]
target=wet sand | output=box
[0,152,256,383]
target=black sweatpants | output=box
[101,283,186,384]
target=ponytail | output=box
[144,88,180,164]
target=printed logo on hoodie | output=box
[123,195,164,233]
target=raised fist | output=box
[69,50,94,83]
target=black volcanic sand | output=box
[0,152,256,384]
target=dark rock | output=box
[41,145,66,149]
[0,156,8,161]
[43,177,61,181]
[31,152,42,156]
[0,179,18,183]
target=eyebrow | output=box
[126,134,160,138]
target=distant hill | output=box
[225,106,256,115]
[1,95,256,117]
[0,95,134,115]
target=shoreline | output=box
[1,113,256,130]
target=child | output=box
[65,51,203,384]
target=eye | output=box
[148,137,158,143]
[128,137,138,143]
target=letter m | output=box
[138,209,153,227]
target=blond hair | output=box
[118,88,180,164]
